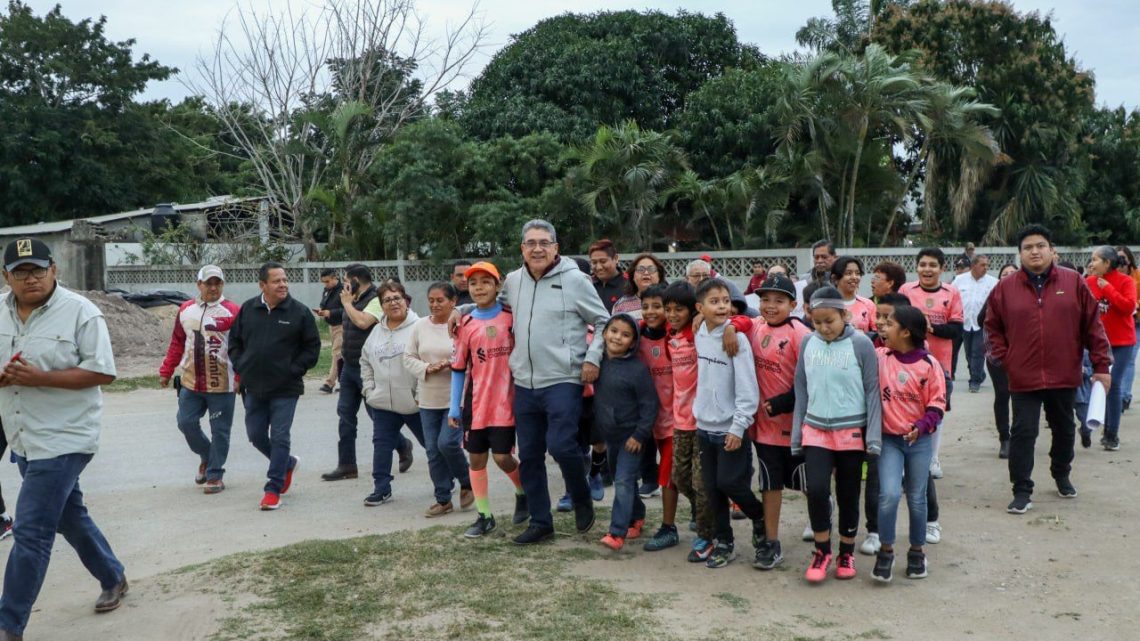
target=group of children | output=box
[447,256,954,584]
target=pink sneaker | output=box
[835,552,857,579]
[600,534,625,551]
[805,549,832,583]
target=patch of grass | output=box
[713,591,750,612]
[305,321,334,380]
[103,374,163,393]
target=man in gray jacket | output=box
[497,220,611,544]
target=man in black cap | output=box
[0,238,126,640]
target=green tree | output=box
[1079,106,1140,243]
[462,10,762,142]
[796,0,912,54]
[874,0,1095,243]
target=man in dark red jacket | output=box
[985,225,1112,515]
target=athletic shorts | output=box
[754,442,806,492]
[465,426,516,455]
[656,436,674,488]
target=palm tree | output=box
[569,121,689,250]
[667,170,724,248]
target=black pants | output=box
[988,360,1011,443]
[1009,388,1076,497]
[640,438,658,487]
[805,446,863,538]
[0,424,5,514]
[865,461,939,531]
[698,431,763,544]
[951,334,964,379]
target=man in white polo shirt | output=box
[0,238,125,640]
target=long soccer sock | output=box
[505,466,524,495]
[471,468,492,516]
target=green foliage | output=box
[461,10,762,142]
[1079,107,1140,244]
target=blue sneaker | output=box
[687,536,714,563]
[589,474,605,501]
[556,493,573,512]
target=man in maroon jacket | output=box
[985,225,1112,515]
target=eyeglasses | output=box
[522,240,555,250]
[9,267,48,281]
[634,265,658,274]
[381,296,405,305]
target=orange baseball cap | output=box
[463,261,501,282]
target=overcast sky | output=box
[24,0,1140,109]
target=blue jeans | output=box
[176,388,235,480]
[336,364,372,466]
[420,408,470,504]
[1122,326,1139,404]
[963,329,986,387]
[370,409,425,495]
[514,383,590,530]
[606,439,646,537]
[0,454,124,636]
[1106,344,1136,439]
[243,395,298,493]
[877,434,933,548]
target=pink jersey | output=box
[667,327,698,431]
[451,310,515,429]
[899,281,964,373]
[877,347,947,436]
[800,424,866,451]
[638,329,675,439]
[845,296,877,333]
[748,318,811,446]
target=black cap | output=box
[755,274,796,300]
[3,238,53,271]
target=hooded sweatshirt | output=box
[360,310,421,414]
[499,257,611,389]
[791,324,882,456]
[693,319,760,438]
[593,315,659,444]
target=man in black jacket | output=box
[230,262,321,511]
[321,264,414,481]
[317,268,344,393]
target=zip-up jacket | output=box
[594,316,659,444]
[341,284,378,367]
[791,325,882,455]
[984,266,1112,392]
[229,294,321,398]
[159,297,241,393]
[1086,270,1137,347]
[501,257,610,389]
[360,310,421,414]
[319,281,345,327]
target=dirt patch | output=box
[75,290,174,375]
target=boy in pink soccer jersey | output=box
[449,262,527,537]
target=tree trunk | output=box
[703,203,723,249]
[847,118,869,247]
[880,142,929,246]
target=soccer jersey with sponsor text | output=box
[876,347,947,436]
[845,295,877,334]
[667,327,698,432]
[638,327,675,439]
[899,281,964,373]
[748,318,812,446]
[451,309,515,429]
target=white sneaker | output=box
[926,521,942,544]
[859,532,881,555]
[802,522,814,541]
[929,458,943,479]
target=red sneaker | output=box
[626,519,645,540]
[260,492,281,511]
[281,456,299,495]
[835,552,857,580]
[805,549,832,583]
[600,534,625,551]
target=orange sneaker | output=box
[600,534,625,551]
[281,456,299,495]
[260,492,281,511]
[626,519,645,540]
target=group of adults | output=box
[0,221,1134,639]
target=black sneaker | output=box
[464,514,496,538]
[364,490,392,506]
[999,441,1010,459]
[872,550,894,583]
[512,524,554,545]
[1104,436,1121,451]
[319,384,334,394]
[1056,477,1078,498]
[1079,428,1092,449]
[1006,495,1032,514]
[398,439,414,473]
[905,549,928,579]
[574,502,595,534]
[706,542,736,569]
[752,539,783,570]
[512,494,529,525]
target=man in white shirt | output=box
[952,254,998,393]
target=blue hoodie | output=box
[593,315,659,444]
